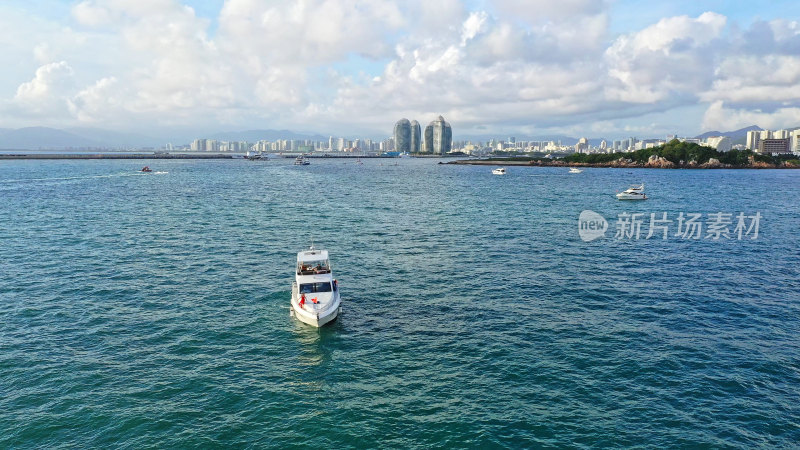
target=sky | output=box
[1,0,799,140]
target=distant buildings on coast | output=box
[180,122,798,158]
[745,129,799,155]
[185,115,455,156]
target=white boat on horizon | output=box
[616,183,647,200]
[492,168,506,175]
[290,246,341,327]
[569,167,583,173]
[294,155,310,165]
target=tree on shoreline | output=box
[561,140,797,167]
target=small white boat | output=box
[492,168,506,175]
[616,184,647,200]
[569,167,583,173]
[290,246,341,327]
[294,155,310,165]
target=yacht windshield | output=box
[299,282,332,294]
[298,259,330,275]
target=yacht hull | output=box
[291,292,341,327]
[291,278,341,327]
[616,194,647,200]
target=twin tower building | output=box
[394,116,452,154]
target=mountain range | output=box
[0,127,332,150]
[0,125,791,150]
[694,125,765,146]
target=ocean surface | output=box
[1,158,798,448]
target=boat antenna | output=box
[309,239,315,251]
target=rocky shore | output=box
[448,155,799,169]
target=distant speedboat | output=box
[291,246,341,327]
[492,168,506,175]
[141,166,152,172]
[569,167,583,173]
[616,184,647,200]
[294,155,310,165]
[247,152,269,160]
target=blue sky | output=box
[1,0,799,140]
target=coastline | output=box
[447,158,800,169]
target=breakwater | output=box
[0,153,233,160]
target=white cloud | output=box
[217,0,404,66]
[1,2,799,137]
[68,77,121,122]
[71,1,116,27]
[604,12,726,103]
[12,61,75,117]
[492,0,606,22]
[702,101,800,131]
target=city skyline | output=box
[1,1,799,140]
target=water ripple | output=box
[1,159,799,447]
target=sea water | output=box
[1,158,799,447]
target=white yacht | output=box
[290,246,341,327]
[569,167,583,173]
[616,184,647,200]
[294,155,310,165]
[492,168,506,175]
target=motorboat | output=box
[294,155,310,165]
[492,168,506,175]
[141,166,152,172]
[290,246,341,327]
[616,183,647,200]
[569,167,583,173]
[247,152,269,160]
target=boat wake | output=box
[0,171,164,184]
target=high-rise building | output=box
[773,129,790,139]
[422,115,452,154]
[746,131,760,150]
[791,130,800,153]
[576,137,589,153]
[410,120,421,153]
[394,119,411,153]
